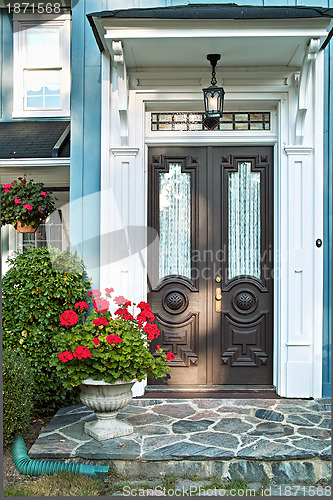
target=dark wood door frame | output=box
[147,146,274,391]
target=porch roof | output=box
[88,5,333,71]
[88,4,333,21]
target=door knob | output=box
[216,288,222,312]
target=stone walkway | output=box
[29,398,331,485]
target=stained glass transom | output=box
[228,162,261,279]
[151,112,270,131]
[159,164,191,279]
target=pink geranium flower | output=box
[23,203,33,212]
[3,182,13,193]
[93,296,109,313]
[14,197,21,204]
[114,296,131,306]
[88,289,102,297]
[40,191,47,197]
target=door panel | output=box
[148,146,273,388]
[212,148,273,385]
[148,149,208,385]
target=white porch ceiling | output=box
[120,36,308,69]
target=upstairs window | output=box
[13,14,70,117]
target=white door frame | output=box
[100,53,324,398]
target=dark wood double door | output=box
[148,146,273,388]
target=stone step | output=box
[28,398,331,485]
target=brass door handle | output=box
[216,288,222,312]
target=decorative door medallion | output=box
[148,147,273,388]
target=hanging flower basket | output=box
[15,221,38,233]
[1,178,56,232]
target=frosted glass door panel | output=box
[228,162,260,279]
[159,164,191,278]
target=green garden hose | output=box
[11,435,109,479]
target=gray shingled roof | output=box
[88,4,333,20]
[0,121,70,159]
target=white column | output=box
[281,146,323,397]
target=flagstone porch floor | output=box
[29,398,331,485]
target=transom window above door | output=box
[151,112,271,132]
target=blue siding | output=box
[0,10,13,121]
[70,0,107,288]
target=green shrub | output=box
[2,247,91,411]
[3,349,35,447]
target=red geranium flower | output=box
[137,310,155,324]
[106,334,122,345]
[59,309,79,326]
[58,351,73,363]
[156,345,161,351]
[114,308,134,320]
[143,323,160,340]
[14,197,21,204]
[75,301,89,310]
[23,203,33,212]
[93,337,100,347]
[137,301,152,312]
[73,345,92,360]
[41,191,47,197]
[166,352,175,361]
[93,317,108,326]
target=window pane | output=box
[27,95,43,107]
[25,70,60,108]
[26,28,60,67]
[228,162,261,279]
[159,163,191,279]
[22,211,63,251]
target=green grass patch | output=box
[3,472,106,497]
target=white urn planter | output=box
[79,378,136,441]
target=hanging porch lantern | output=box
[202,54,225,130]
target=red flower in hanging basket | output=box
[1,177,56,230]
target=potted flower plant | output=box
[1,177,56,232]
[51,288,173,441]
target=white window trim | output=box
[13,13,71,118]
